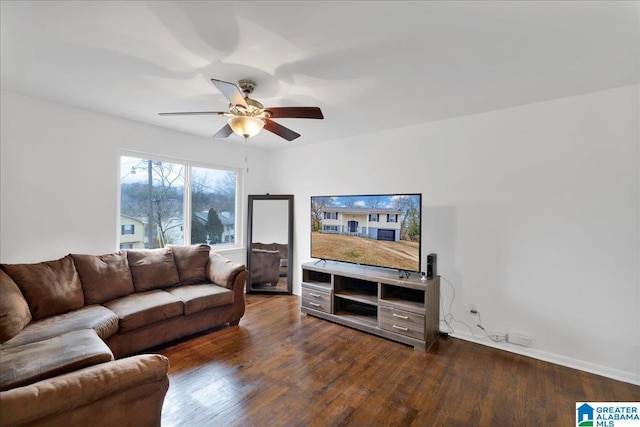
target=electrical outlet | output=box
[489,330,507,342]
[469,304,478,314]
[507,332,533,347]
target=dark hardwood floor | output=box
[157,294,639,427]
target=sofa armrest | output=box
[206,252,248,326]
[0,354,169,427]
[206,252,247,290]
[228,268,248,326]
[250,249,280,286]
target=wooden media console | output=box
[301,261,440,352]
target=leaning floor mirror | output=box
[246,194,294,294]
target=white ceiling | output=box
[1,1,638,150]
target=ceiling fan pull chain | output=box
[244,138,250,174]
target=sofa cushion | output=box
[72,251,134,305]
[0,270,32,343]
[0,329,113,391]
[169,244,210,285]
[166,284,234,316]
[0,305,119,349]
[127,248,180,292]
[1,255,84,320]
[103,290,183,333]
[207,252,246,289]
[0,354,169,427]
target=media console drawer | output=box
[301,286,332,313]
[378,305,425,339]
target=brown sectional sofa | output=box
[0,244,248,427]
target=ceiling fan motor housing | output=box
[237,79,256,96]
[230,97,268,118]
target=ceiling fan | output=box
[159,79,324,141]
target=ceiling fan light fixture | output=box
[228,116,265,139]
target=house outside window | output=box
[324,212,338,219]
[120,215,145,249]
[369,213,379,221]
[119,154,241,249]
[387,214,398,223]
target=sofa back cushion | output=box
[0,269,32,343]
[253,242,288,259]
[72,251,135,305]
[1,255,84,320]
[127,248,180,292]
[169,244,210,285]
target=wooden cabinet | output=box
[301,262,440,352]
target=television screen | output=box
[310,193,422,272]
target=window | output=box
[323,225,338,232]
[324,212,338,220]
[387,214,398,223]
[369,213,379,222]
[190,165,237,246]
[119,154,239,249]
[121,224,135,235]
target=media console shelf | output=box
[301,261,440,352]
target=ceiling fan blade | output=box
[211,79,248,109]
[264,119,301,141]
[158,111,226,116]
[213,124,234,139]
[266,107,324,119]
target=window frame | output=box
[117,151,243,252]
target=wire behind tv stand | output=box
[300,261,440,352]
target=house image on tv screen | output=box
[320,207,402,241]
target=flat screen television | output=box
[310,193,422,272]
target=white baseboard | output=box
[448,330,640,386]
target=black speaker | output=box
[426,253,437,279]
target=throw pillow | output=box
[1,255,84,320]
[72,251,135,305]
[127,248,180,292]
[0,269,32,343]
[169,244,210,285]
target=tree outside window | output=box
[119,155,238,249]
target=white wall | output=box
[268,85,640,384]
[0,90,270,265]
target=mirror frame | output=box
[246,194,294,294]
